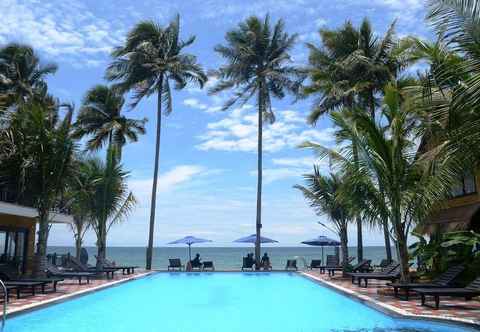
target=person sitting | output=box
[261,253,271,270]
[191,253,202,269]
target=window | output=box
[451,171,477,197]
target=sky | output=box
[0,0,432,247]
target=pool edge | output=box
[300,271,480,330]
[4,271,156,319]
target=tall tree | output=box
[73,84,147,158]
[304,18,409,261]
[80,148,136,266]
[0,43,57,105]
[295,168,353,270]
[210,15,303,267]
[106,15,207,270]
[0,100,75,274]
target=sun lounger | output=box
[0,266,64,292]
[285,259,298,271]
[202,261,215,271]
[319,255,343,274]
[348,262,401,287]
[413,276,480,309]
[4,280,47,298]
[168,258,184,271]
[307,259,322,270]
[326,259,372,277]
[68,256,117,279]
[388,265,465,300]
[3,285,18,302]
[96,256,138,275]
[46,263,95,284]
[241,257,255,271]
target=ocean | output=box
[48,246,396,270]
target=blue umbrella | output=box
[233,234,279,244]
[168,236,212,261]
[301,236,340,263]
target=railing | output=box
[0,279,7,331]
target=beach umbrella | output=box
[233,234,278,244]
[168,236,212,261]
[301,236,340,263]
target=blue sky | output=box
[1,0,431,247]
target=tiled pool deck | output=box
[3,270,480,328]
[303,270,480,326]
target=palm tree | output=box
[0,100,76,274]
[73,84,147,158]
[303,18,410,261]
[80,148,136,266]
[66,157,94,259]
[0,43,57,105]
[210,15,304,267]
[295,168,353,270]
[106,15,207,270]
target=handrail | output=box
[0,279,6,331]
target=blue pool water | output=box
[6,273,478,332]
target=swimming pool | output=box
[5,272,478,332]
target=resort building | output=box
[424,170,480,233]
[0,188,72,274]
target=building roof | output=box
[0,201,73,224]
[421,202,480,233]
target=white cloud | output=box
[196,105,334,153]
[183,98,208,110]
[129,165,206,205]
[272,156,319,168]
[0,0,125,66]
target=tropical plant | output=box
[73,84,147,158]
[0,43,57,106]
[295,167,353,269]
[79,148,136,266]
[65,158,95,259]
[210,15,303,266]
[0,100,75,274]
[106,15,207,270]
[303,19,413,262]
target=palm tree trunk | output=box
[75,234,82,260]
[382,220,392,262]
[96,221,107,269]
[352,143,363,262]
[146,78,163,270]
[255,87,264,270]
[340,225,349,273]
[392,203,410,282]
[34,209,49,276]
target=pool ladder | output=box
[0,279,6,331]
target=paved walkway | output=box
[303,271,480,326]
[3,271,151,316]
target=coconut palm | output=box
[303,18,410,261]
[0,100,76,274]
[295,168,353,269]
[73,84,147,158]
[210,15,304,266]
[80,148,136,266]
[0,43,57,105]
[106,15,207,269]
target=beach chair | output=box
[202,261,215,271]
[0,265,64,292]
[241,257,255,271]
[349,263,401,287]
[168,258,184,271]
[388,265,465,300]
[68,256,117,279]
[190,260,203,271]
[3,280,46,298]
[285,259,298,271]
[307,259,322,270]
[319,255,340,274]
[413,276,480,309]
[46,263,95,284]
[96,256,138,275]
[326,259,372,277]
